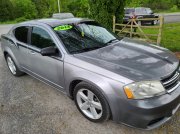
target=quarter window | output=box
[31,27,55,49]
[14,26,29,43]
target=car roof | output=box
[21,18,94,27]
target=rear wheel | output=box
[5,54,24,76]
[74,82,110,122]
[137,21,142,26]
[151,20,155,25]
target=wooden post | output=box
[113,16,116,33]
[133,19,150,41]
[130,19,133,38]
[157,16,164,46]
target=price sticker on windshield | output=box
[54,25,73,31]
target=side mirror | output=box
[41,46,59,56]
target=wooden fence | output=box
[113,16,164,45]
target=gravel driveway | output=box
[0,44,179,134]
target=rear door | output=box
[27,26,64,89]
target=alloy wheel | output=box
[76,88,103,120]
[7,56,16,75]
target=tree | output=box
[143,0,173,11]
[11,0,37,19]
[172,0,180,9]
[67,0,89,17]
[31,0,58,18]
[126,0,174,11]
[89,0,126,29]
[0,0,14,21]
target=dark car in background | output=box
[123,7,159,25]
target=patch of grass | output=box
[137,23,180,52]
[161,23,180,51]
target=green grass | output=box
[137,23,180,52]
[161,23,180,51]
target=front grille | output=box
[161,71,180,93]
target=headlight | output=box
[124,81,165,99]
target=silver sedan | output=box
[1,18,180,130]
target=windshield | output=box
[135,8,148,14]
[125,8,135,14]
[54,21,122,54]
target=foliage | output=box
[31,0,58,18]
[11,0,37,19]
[0,0,15,21]
[67,0,89,17]
[126,0,180,12]
[143,0,173,11]
[89,0,125,29]
[126,0,145,7]
[172,0,180,9]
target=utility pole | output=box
[58,0,60,13]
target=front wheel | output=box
[74,82,111,122]
[5,54,24,76]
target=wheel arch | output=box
[68,78,113,119]
[3,51,8,58]
[3,48,21,69]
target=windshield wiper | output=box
[105,39,119,45]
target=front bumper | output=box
[109,84,180,130]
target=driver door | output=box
[27,26,64,89]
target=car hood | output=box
[73,38,179,82]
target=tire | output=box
[74,82,110,122]
[5,54,24,77]
[137,21,141,26]
[151,21,155,25]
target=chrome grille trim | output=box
[162,71,180,93]
[167,82,180,93]
[163,72,179,85]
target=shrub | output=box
[31,0,58,18]
[0,0,15,21]
[11,0,37,19]
[89,0,125,30]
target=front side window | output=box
[31,27,55,49]
[14,26,29,43]
[54,22,122,54]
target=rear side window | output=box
[14,26,29,43]
[31,27,55,49]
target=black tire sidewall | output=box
[74,82,110,122]
[151,21,155,25]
